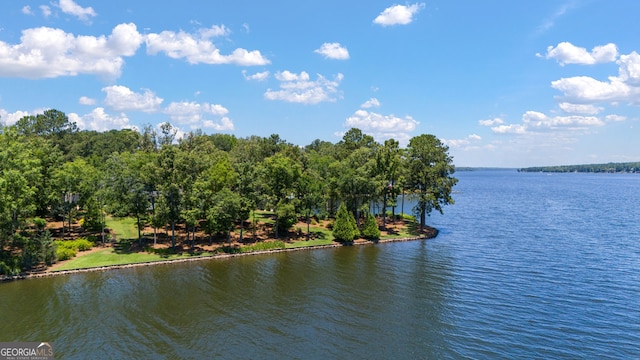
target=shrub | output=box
[361,212,381,240]
[56,247,77,261]
[73,238,94,251]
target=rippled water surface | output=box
[1,170,639,359]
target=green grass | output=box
[52,248,214,271]
[285,238,334,248]
[105,216,139,240]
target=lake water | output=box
[1,170,639,359]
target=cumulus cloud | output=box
[442,134,482,148]
[265,71,343,104]
[344,109,418,144]
[490,110,625,135]
[79,96,96,105]
[617,51,640,85]
[56,0,97,22]
[102,85,163,112]
[145,27,269,66]
[0,23,143,79]
[22,6,33,15]
[491,124,528,134]
[558,102,602,114]
[361,98,381,108]
[0,109,31,126]
[242,70,270,81]
[551,76,633,103]
[542,42,618,65]
[374,3,425,26]
[69,107,131,132]
[163,101,233,130]
[479,117,504,126]
[314,42,349,60]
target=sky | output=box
[1,0,639,167]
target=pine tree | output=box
[333,203,359,242]
[361,212,381,240]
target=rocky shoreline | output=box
[1,230,437,282]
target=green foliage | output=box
[55,247,77,261]
[332,203,359,242]
[276,202,298,233]
[361,212,381,240]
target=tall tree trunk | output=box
[306,210,311,241]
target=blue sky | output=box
[1,0,639,167]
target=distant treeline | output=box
[518,162,640,173]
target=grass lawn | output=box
[53,248,214,271]
[105,216,139,240]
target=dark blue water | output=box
[1,170,639,359]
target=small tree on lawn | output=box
[361,212,380,240]
[333,203,359,242]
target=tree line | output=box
[519,162,640,173]
[0,109,457,275]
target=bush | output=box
[56,247,77,261]
[361,212,381,240]
[74,238,94,251]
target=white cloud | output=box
[242,70,270,81]
[617,51,640,85]
[490,110,623,135]
[605,114,626,122]
[22,6,33,15]
[542,42,618,65]
[491,124,527,134]
[344,109,418,144]
[361,98,381,108]
[145,28,269,66]
[522,110,604,129]
[558,102,602,114]
[0,109,31,126]
[442,134,482,148]
[198,25,231,39]
[0,23,143,79]
[79,96,96,105]
[102,85,163,112]
[265,71,343,104]
[479,117,504,126]
[56,0,97,22]
[40,5,52,18]
[314,42,349,60]
[551,76,632,103]
[536,2,577,35]
[374,3,425,26]
[69,107,131,132]
[163,101,233,130]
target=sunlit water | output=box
[1,170,639,359]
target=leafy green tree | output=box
[361,212,381,240]
[260,153,301,238]
[405,134,458,231]
[332,203,359,242]
[375,139,402,227]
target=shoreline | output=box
[1,231,437,282]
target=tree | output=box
[361,212,381,240]
[259,153,301,238]
[332,203,359,242]
[375,139,402,228]
[405,134,458,231]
